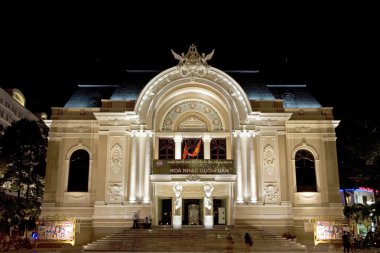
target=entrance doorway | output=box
[183,199,202,225]
[159,199,172,225]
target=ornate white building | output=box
[41,45,343,245]
[0,87,40,129]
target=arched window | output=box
[68,149,89,192]
[295,149,317,192]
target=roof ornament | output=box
[171,44,214,80]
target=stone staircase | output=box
[82,226,307,252]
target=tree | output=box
[336,93,380,201]
[344,203,371,224]
[0,119,48,229]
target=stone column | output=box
[202,135,212,159]
[241,132,248,201]
[174,135,183,160]
[129,131,138,203]
[138,131,145,200]
[249,133,258,203]
[143,131,153,203]
[234,131,243,203]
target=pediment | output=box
[178,116,207,131]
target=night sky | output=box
[0,5,378,120]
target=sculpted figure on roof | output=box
[171,44,214,80]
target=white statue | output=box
[199,50,215,65]
[204,183,214,212]
[173,183,183,213]
[171,50,187,66]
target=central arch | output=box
[135,67,252,130]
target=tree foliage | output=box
[0,119,48,225]
[344,203,371,224]
[336,93,380,200]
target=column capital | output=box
[173,135,183,143]
[129,130,153,137]
[233,130,256,137]
[130,130,139,137]
[202,135,212,142]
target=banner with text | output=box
[152,160,235,174]
[37,218,76,244]
[314,220,351,244]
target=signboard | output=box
[152,159,234,174]
[37,218,75,245]
[218,207,226,224]
[314,220,351,244]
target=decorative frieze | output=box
[162,101,223,131]
[51,122,97,129]
[186,174,200,181]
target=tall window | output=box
[159,138,175,159]
[210,138,226,159]
[295,149,317,192]
[68,149,90,192]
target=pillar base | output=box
[173,215,182,229]
[204,215,213,229]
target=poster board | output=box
[314,220,351,244]
[36,218,76,245]
[218,207,226,224]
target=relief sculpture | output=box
[108,184,123,202]
[263,145,275,175]
[264,184,280,205]
[111,144,122,175]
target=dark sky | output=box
[0,5,378,119]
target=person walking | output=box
[244,232,253,252]
[342,231,351,253]
[132,212,139,229]
[225,230,234,253]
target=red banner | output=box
[188,139,202,157]
[182,142,188,160]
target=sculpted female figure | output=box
[173,183,183,214]
[204,183,214,214]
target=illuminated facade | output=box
[41,45,343,245]
[0,87,40,129]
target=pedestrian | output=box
[244,232,253,252]
[144,217,150,229]
[225,230,234,252]
[342,231,351,253]
[132,211,139,229]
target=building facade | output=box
[41,45,343,245]
[0,88,40,129]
